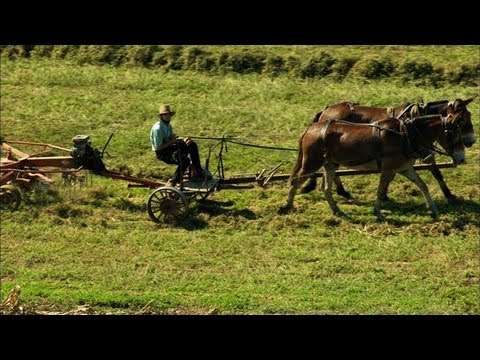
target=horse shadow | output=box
[434,198,480,220]
[342,197,480,226]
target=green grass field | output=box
[1,46,479,314]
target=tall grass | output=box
[2,45,479,86]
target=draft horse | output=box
[301,96,476,201]
[278,113,466,220]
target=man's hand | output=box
[183,136,192,145]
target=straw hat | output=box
[159,104,176,115]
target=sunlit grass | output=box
[1,52,479,314]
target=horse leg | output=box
[300,176,317,194]
[380,174,395,203]
[301,174,352,199]
[334,175,352,199]
[322,163,343,216]
[428,161,457,202]
[374,171,395,221]
[399,167,439,219]
[278,168,313,214]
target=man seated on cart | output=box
[150,104,207,187]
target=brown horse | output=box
[302,96,476,201]
[278,113,466,220]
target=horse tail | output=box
[290,128,308,179]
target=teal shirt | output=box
[150,119,176,151]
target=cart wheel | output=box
[0,184,22,211]
[147,186,189,224]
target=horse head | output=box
[446,95,477,147]
[436,113,466,165]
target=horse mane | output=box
[311,111,322,123]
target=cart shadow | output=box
[196,199,257,219]
[175,199,258,230]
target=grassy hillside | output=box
[2,45,478,87]
[1,47,479,314]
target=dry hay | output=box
[1,285,22,314]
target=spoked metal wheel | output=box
[0,184,22,211]
[147,186,189,224]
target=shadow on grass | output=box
[175,215,209,230]
[173,199,257,230]
[196,199,257,219]
[111,198,148,212]
[344,198,480,227]
[383,198,479,216]
[435,198,480,224]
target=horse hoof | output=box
[333,209,344,217]
[277,205,291,215]
[375,213,385,221]
[337,190,352,199]
[447,195,458,203]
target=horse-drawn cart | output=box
[1,134,456,224]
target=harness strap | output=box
[401,117,449,159]
[371,121,382,170]
[332,119,401,134]
[396,104,414,119]
[410,104,422,118]
[386,107,395,118]
[346,102,357,112]
[399,119,415,158]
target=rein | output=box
[403,116,452,157]
[180,135,298,152]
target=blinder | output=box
[442,113,463,156]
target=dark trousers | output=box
[156,141,202,182]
